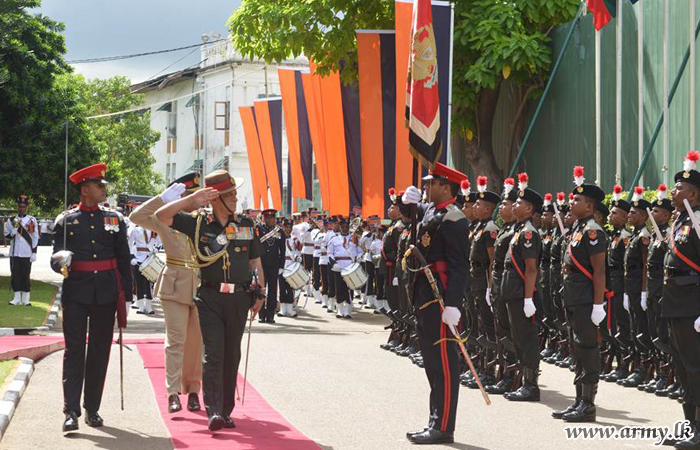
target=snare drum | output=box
[139,253,165,283]
[283,262,311,290]
[341,262,368,290]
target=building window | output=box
[215,101,230,131]
[171,162,176,181]
[165,163,171,182]
[167,136,177,154]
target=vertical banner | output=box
[301,72,331,212]
[279,68,314,202]
[340,79,363,213]
[239,106,268,209]
[357,30,397,217]
[395,0,451,187]
[254,98,284,210]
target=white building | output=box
[133,36,309,213]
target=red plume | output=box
[613,184,622,194]
[388,188,396,196]
[658,183,667,192]
[518,173,529,183]
[573,166,584,178]
[634,186,644,195]
[504,177,514,185]
[569,193,574,201]
[557,192,565,201]
[688,150,700,162]
[460,179,470,190]
[544,193,552,201]
[477,176,487,186]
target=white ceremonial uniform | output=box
[128,226,158,314]
[4,214,39,305]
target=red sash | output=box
[670,222,700,273]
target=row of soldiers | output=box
[378,155,700,448]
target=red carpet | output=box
[136,341,320,450]
[0,335,65,361]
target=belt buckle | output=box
[219,282,236,294]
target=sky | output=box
[36,0,242,83]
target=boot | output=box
[505,368,540,402]
[313,290,322,304]
[21,291,31,306]
[366,295,376,309]
[321,294,328,308]
[553,383,582,419]
[9,291,20,306]
[485,376,513,395]
[288,304,298,317]
[675,406,700,449]
[360,293,367,305]
[562,383,597,422]
[336,302,345,318]
[619,369,644,387]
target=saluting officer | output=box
[5,195,39,306]
[257,209,285,324]
[50,163,133,432]
[662,151,700,448]
[553,166,607,422]
[156,170,265,431]
[402,163,470,445]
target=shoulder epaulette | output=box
[444,204,466,223]
[54,207,79,227]
[483,220,499,232]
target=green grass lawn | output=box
[0,276,58,328]
[0,359,19,389]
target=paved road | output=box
[0,250,684,449]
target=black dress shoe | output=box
[406,427,429,438]
[168,394,182,413]
[267,318,276,324]
[408,428,454,445]
[63,412,79,432]
[505,384,540,402]
[223,416,236,428]
[84,410,104,427]
[485,378,513,395]
[259,317,268,324]
[620,371,644,388]
[187,393,201,412]
[208,413,226,431]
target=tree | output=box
[228,0,579,187]
[58,74,163,197]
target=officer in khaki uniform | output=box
[130,172,202,414]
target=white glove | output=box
[7,225,16,236]
[623,294,630,312]
[160,183,186,204]
[485,288,492,307]
[641,291,648,311]
[402,186,422,205]
[441,306,461,327]
[30,253,36,263]
[523,298,536,318]
[591,303,606,326]
[392,277,399,286]
[131,258,137,266]
[694,316,700,333]
[278,268,284,275]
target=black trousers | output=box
[628,292,651,356]
[134,266,152,299]
[416,302,460,432]
[327,263,337,298]
[333,271,350,304]
[260,265,279,321]
[303,254,313,274]
[565,303,600,384]
[647,294,670,346]
[62,302,116,415]
[313,257,321,290]
[669,317,700,406]
[279,275,294,304]
[493,291,517,365]
[364,261,377,296]
[506,298,540,370]
[376,272,385,300]
[10,256,31,292]
[195,287,251,418]
[385,265,399,310]
[320,264,330,295]
[471,275,495,343]
[540,265,553,323]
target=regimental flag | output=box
[356,30,397,217]
[239,106,268,209]
[253,98,284,210]
[587,0,616,31]
[278,68,314,204]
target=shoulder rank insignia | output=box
[524,230,532,240]
[588,230,598,240]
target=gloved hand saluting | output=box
[402,186,422,205]
[160,183,187,204]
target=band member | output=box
[312,217,325,304]
[5,195,39,306]
[402,163,470,445]
[553,166,607,422]
[327,217,359,319]
[501,173,543,402]
[128,224,157,315]
[50,163,132,432]
[156,170,265,431]
[130,173,203,413]
[301,212,318,299]
[279,219,299,318]
[318,218,332,310]
[256,209,285,323]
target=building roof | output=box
[130,67,198,93]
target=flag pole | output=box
[595,24,601,185]
[637,0,644,186]
[446,2,455,168]
[691,0,696,152]
[663,0,670,186]
[615,0,622,184]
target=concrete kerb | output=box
[0,284,61,336]
[0,357,34,440]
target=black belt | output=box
[665,268,694,278]
[471,262,487,269]
[648,264,663,272]
[625,264,641,270]
[493,263,504,272]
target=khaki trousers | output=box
[161,300,202,395]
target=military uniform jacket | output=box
[501,219,540,301]
[470,219,498,288]
[662,207,700,318]
[607,226,631,296]
[257,224,285,271]
[647,224,669,299]
[397,226,411,282]
[562,216,607,307]
[624,225,651,295]
[540,228,553,271]
[491,222,516,298]
[53,205,133,305]
[381,220,403,269]
[171,211,261,285]
[413,201,470,308]
[4,214,39,258]
[130,196,198,304]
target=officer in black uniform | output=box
[156,170,265,431]
[545,193,570,365]
[501,173,542,402]
[553,167,607,422]
[382,190,404,314]
[257,209,285,324]
[663,151,700,449]
[602,186,633,382]
[50,163,133,432]
[458,185,479,387]
[620,187,652,388]
[539,194,556,358]
[402,163,470,445]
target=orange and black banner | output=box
[254,98,284,211]
[279,69,314,204]
[239,105,269,209]
[357,30,397,217]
